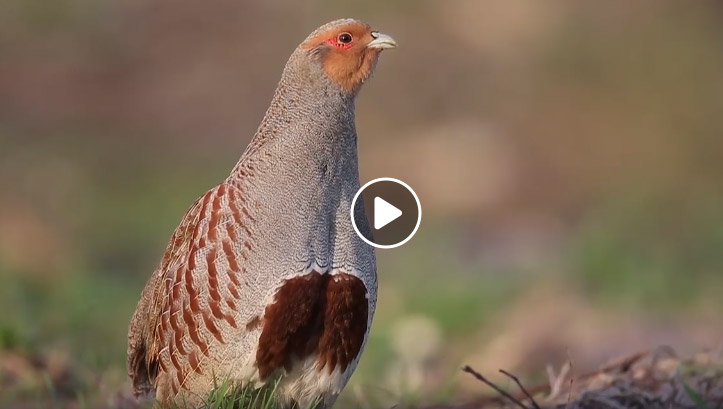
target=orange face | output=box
[301,21,397,94]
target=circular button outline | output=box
[350,177,422,249]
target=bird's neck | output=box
[229,53,360,188]
[224,52,370,270]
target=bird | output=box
[127,18,396,408]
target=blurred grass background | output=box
[1,0,722,407]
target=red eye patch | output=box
[325,37,353,49]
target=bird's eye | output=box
[338,32,353,44]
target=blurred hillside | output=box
[1,0,722,407]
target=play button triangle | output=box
[374,196,403,230]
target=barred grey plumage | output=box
[127,18,396,408]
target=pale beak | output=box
[367,32,397,49]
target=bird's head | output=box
[299,19,397,95]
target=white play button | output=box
[351,177,422,249]
[373,196,402,230]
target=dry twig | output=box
[499,369,541,409]
[462,365,532,409]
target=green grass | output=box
[160,378,323,409]
[683,383,712,409]
[197,379,283,409]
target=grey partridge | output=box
[127,19,397,408]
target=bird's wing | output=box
[127,190,205,396]
[127,182,251,397]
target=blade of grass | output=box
[683,383,712,409]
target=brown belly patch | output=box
[255,271,368,379]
